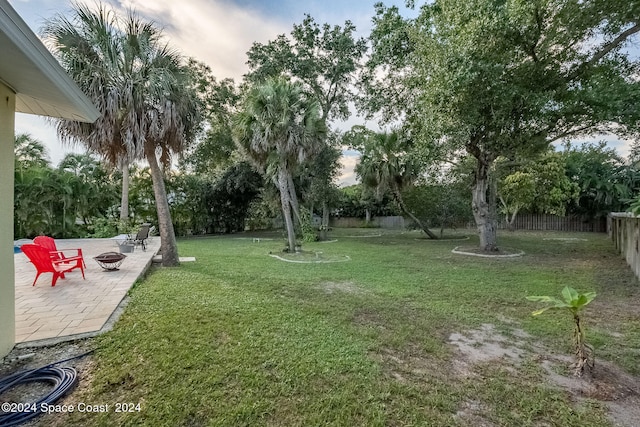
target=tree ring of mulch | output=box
[235,237,275,241]
[543,237,588,241]
[415,235,470,241]
[452,246,525,258]
[268,253,351,264]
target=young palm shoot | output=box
[526,286,597,376]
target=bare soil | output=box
[448,323,640,427]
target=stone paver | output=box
[14,237,160,344]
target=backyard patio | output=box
[13,237,160,344]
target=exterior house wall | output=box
[0,81,15,356]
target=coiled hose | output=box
[0,351,93,427]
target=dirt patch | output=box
[449,323,528,365]
[448,323,640,427]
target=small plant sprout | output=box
[526,286,597,376]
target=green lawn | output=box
[59,229,639,426]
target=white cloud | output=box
[13,0,290,164]
[116,0,288,79]
[337,152,360,187]
[552,133,636,160]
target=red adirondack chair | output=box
[33,236,86,268]
[21,244,86,287]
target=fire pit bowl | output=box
[94,252,127,271]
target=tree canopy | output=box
[246,14,366,123]
[363,0,640,250]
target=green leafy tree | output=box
[58,153,119,227]
[204,162,263,234]
[363,0,640,251]
[14,134,119,238]
[563,142,640,217]
[527,286,597,376]
[403,183,472,236]
[14,134,49,238]
[498,171,536,229]
[246,15,366,123]
[335,184,397,220]
[498,152,579,229]
[128,166,156,225]
[233,77,327,251]
[300,138,342,240]
[181,60,240,176]
[46,2,202,266]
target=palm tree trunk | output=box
[287,172,302,227]
[120,159,130,222]
[145,144,179,267]
[391,183,438,239]
[279,166,297,252]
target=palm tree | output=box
[45,2,201,266]
[233,77,326,251]
[43,3,132,220]
[14,134,51,238]
[356,131,438,239]
[14,133,50,169]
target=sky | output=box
[8,0,407,186]
[7,0,638,187]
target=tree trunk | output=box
[499,196,518,232]
[279,166,297,252]
[287,172,302,228]
[472,158,498,251]
[391,183,438,239]
[319,201,330,241]
[119,159,130,222]
[145,144,180,267]
[507,208,519,231]
[365,208,371,224]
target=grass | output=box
[54,228,639,426]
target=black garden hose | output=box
[0,351,93,427]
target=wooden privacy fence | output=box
[498,214,607,232]
[609,213,640,280]
[332,214,605,232]
[330,216,405,229]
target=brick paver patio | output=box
[14,237,160,344]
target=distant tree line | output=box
[13,1,639,255]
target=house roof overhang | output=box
[0,0,99,122]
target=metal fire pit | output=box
[94,252,127,271]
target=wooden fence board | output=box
[609,213,640,281]
[331,214,606,232]
[499,214,606,232]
